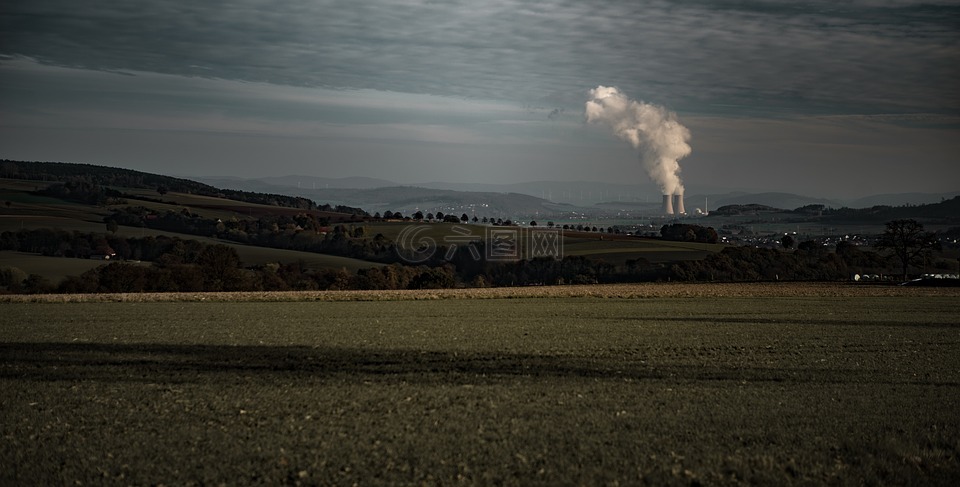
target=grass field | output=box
[2,283,958,485]
[371,221,723,265]
[563,237,718,264]
[0,251,148,283]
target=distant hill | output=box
[416,180,661,206]
[198,178,568,218]
[703,195,960,224]
[820,195,960,223]
[257,175,397,190]
[711,204,782,216]
[2,160,366,216]
[694,192,838,211]
[198,173,959,215]
[689,191,960,212]
[847,192,960,208]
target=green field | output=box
[563,237,718,263]
[369,221,723,265]
[2,287,958,485]
[0,251,148,283]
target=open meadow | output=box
[2,283,959,485]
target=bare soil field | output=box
[3,281,959,303]
[2,284,959,485]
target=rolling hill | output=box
[199,177,572,218]
[0,175,386,284]
[1,162,730,287]
[199,173,960,221]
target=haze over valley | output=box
[198,173,960,219]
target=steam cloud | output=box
[585,86,691,195]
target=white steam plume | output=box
[585,86,691,195]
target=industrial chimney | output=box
[662,194,674,215]
[673,194,685,215]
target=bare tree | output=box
[875,219,940,280]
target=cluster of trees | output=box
[3,160,198,189]
[558,224,616,233]
[0,229,460,293]
[659,224,720,243]
[711,204,778,216]
[443,243,901,286]
[54,259,462,294]
[666,244,882,282]
[671,219,944,282]
[2,228,157,260]
[0,232,250,293]
[37,180,128,206]
[107,207,394,263]
[398,211,460,223]
[378,211,513,225]
[108,207,219,237]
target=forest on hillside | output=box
[713,197,960,224]
[2,160,367,215]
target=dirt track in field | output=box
[3,281,959,303]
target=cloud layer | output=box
[2,0,958,115]
[1,1,958,197]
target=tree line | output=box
[3,219,953,294]
[0,229,459,293]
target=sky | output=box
[1,0,958,199]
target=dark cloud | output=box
[1,1,958,196]
[2,0,957,115]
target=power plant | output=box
[661,194,674,215]
[662,193,685,215]
[585,86,692,217]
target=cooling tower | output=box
[662,194,674,215]
[673,194,685,215]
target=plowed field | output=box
[2,283,958,485]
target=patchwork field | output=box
[1,178,725,282]
[2,283,958,485]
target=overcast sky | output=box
[1,0,958,198]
